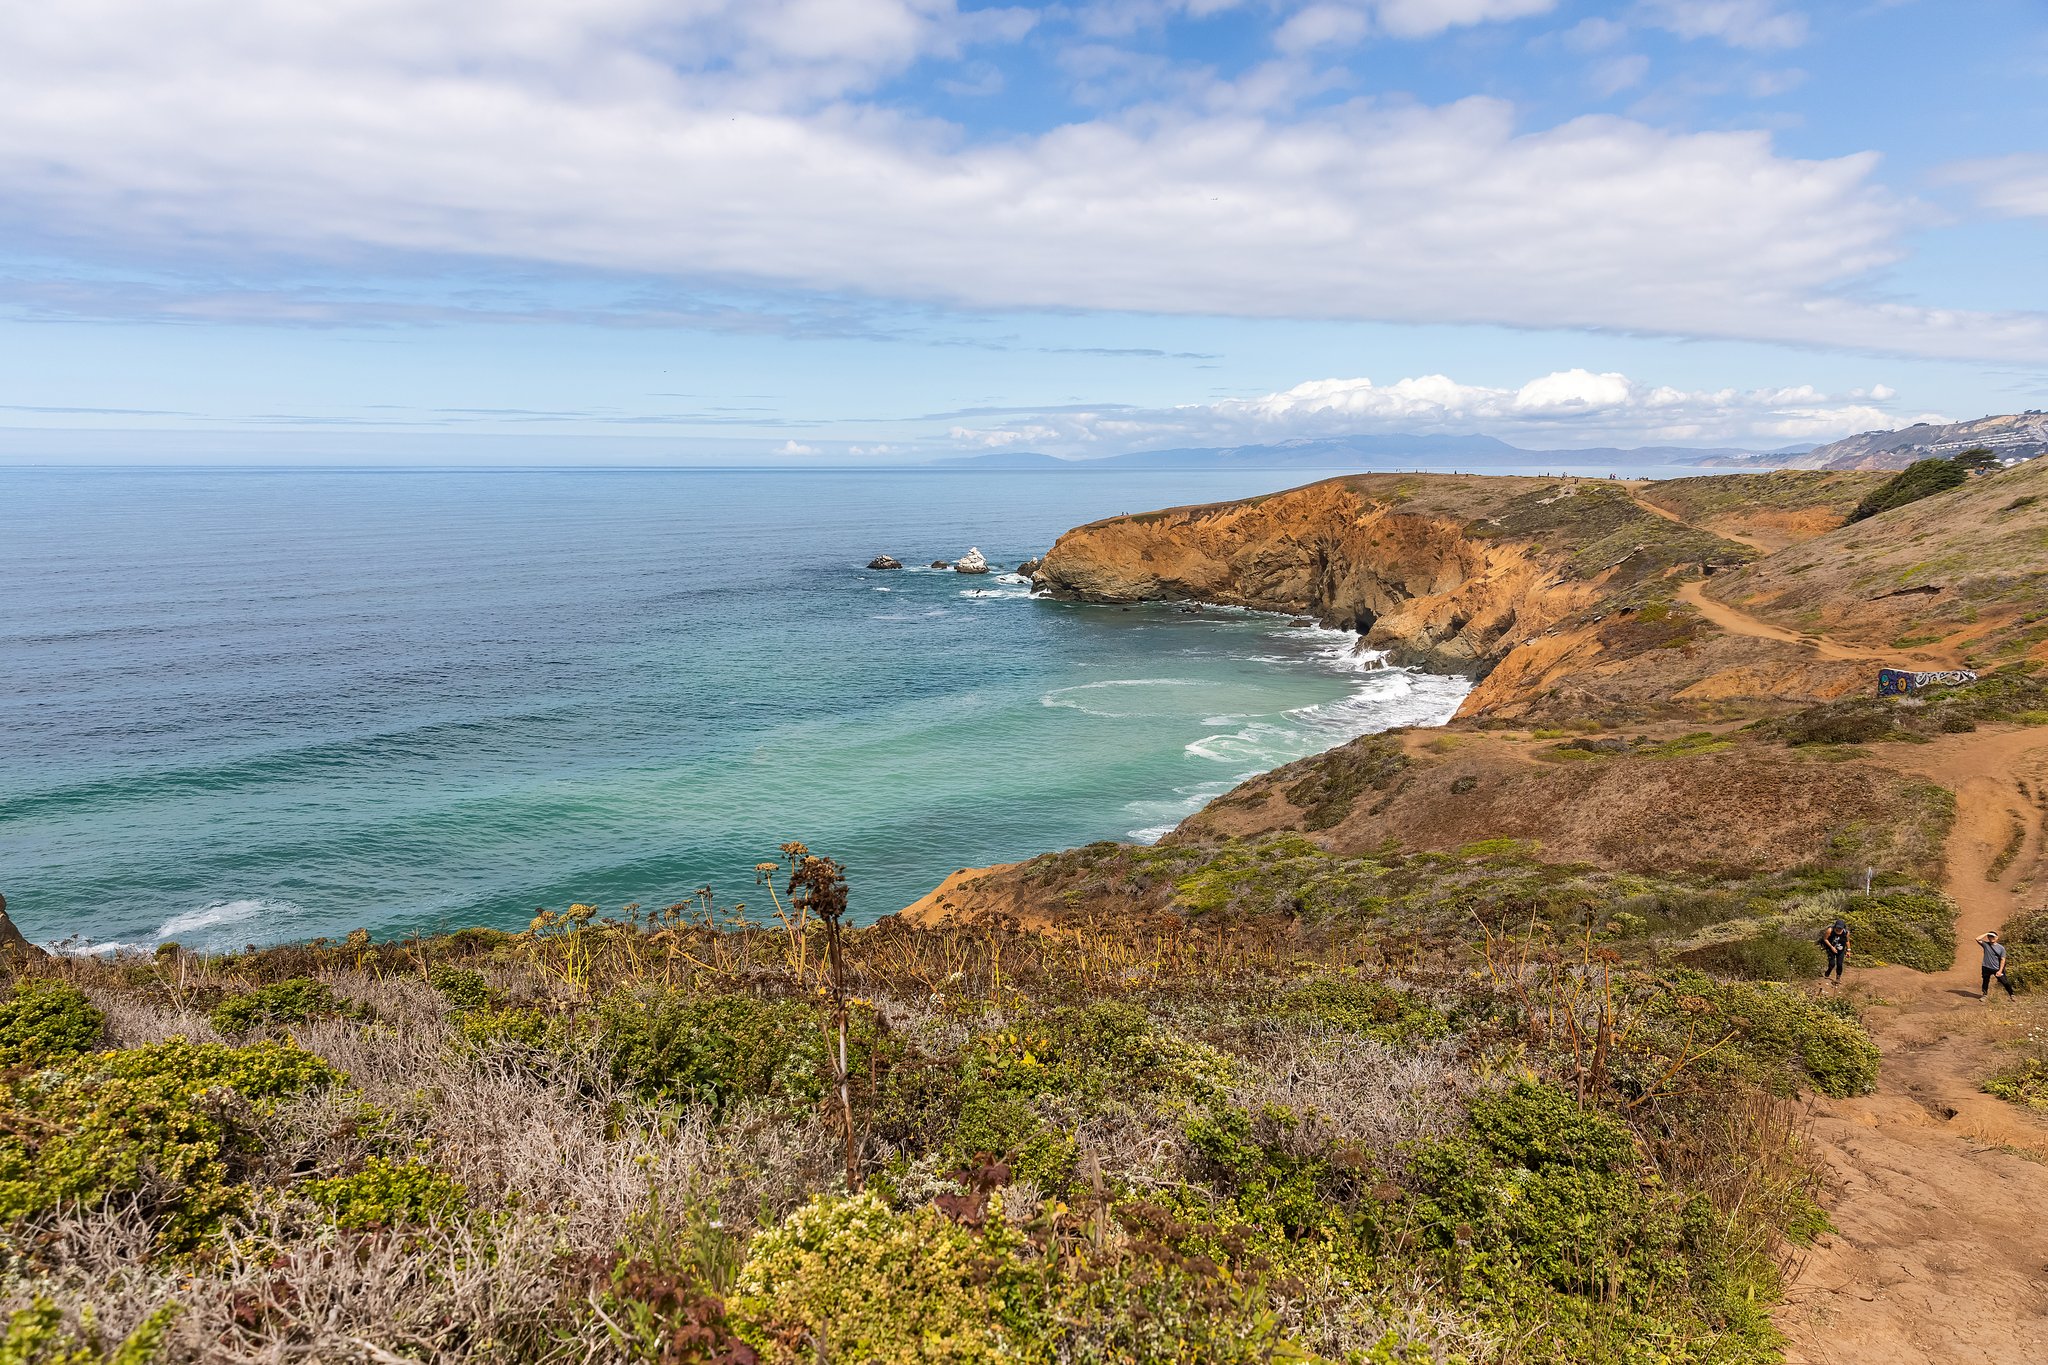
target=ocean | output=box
[0,467,1469,951]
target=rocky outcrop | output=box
[1016,557,1042,579]
[954,548,989,575]
[1034,476,1599,682]
[0,894,46,966]
[1032,472,1881,721]
[929,560,951,570]
[866,555,903,570]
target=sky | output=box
[1,0,2045,464]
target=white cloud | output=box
[1638,1,1809,50]
[777,439,819,455]
[1372,0,1558,39]
[1941,154,2048,221]
[1277,0,1555,50]
[0,0,2039,363]
[943,368,1915,452]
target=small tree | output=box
[1952,446,2002,473]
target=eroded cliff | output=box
[1033,472,1873,721]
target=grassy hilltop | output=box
[4,457,2047,1363]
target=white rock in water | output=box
[954,547,990,574]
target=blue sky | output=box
[1,0,2044,464]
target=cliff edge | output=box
[1033,470,1889,722]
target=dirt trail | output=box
[1775,727,2048,1363]
[1629,488,1777,553]
[1674,580,1956,669]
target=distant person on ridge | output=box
[1978,931,2016,999]
[1818,918,1851,983]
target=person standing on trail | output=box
[1979,931,2016,999]
[1819,919,1851,982]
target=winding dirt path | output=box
[1774,727,2048,1363]
[1629,488,1777,554]
[1673,580,1903,664]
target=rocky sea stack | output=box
[953,548,989,574]
[865,555,903,570]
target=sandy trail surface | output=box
[1674,580,1957,668]
[1775,727,2048,1364]
[1629,489,1778,554]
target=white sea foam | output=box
[1143,617,1468,837]
[156,898,299,948]
[54,940,143,958]
[1124,778,1246,843]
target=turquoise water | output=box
[0,468,1467,951]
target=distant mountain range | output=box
[930,433,1812,472]
[1692,411,2048,472]
[933,413,2048,475]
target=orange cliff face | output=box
[1032,476,1601,696]
[1031,473,1871,722]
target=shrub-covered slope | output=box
[0,872,1869,1364]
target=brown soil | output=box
[1775,726,2048,1363]
[894,863,1030,927]
[1678,580,1957,668]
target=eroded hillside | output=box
[1032,469,1905,723]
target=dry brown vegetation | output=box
[0,858,1878,1365]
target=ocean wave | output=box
[156,897,300,948]
[958,587,1028,599]
[1042,678,1205,718]
[53,939,144,958]
[1123,778,1245,843]
[1185,721,1312,766]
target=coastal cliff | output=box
[1033,471,1881,721]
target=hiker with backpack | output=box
[1818,918,1851,983]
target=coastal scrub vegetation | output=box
[1756,662,2048,748]
[0,844,1888,1364]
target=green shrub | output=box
[944,1089,1077,1193]
[1677,976,1879,1097]
[426,966,493,1011]
[1465,1081,1637,1172]
[1831,891,1955,972]
[302,1156,468,1229]
[208,978,359,1037]
[1282,735,1410,831]
[0,1297,180,1365]
[730,1192,1052,1363]
[1984,1057,2048,1112]
[0,1040,341,1246]
[1678,932,1827,982]
[1281,975,1449,1044]
[1847,457,1969,523]
[0,981,105,1070]
[597,990,825,1113]
[1405,1085,1694,1349]
[731,1192,1316,1365]
[1183,1103,1338,1239]
[455,1004,551,1049]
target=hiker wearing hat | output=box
[1818,918,1851,983]
[1979,931,2016,999]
